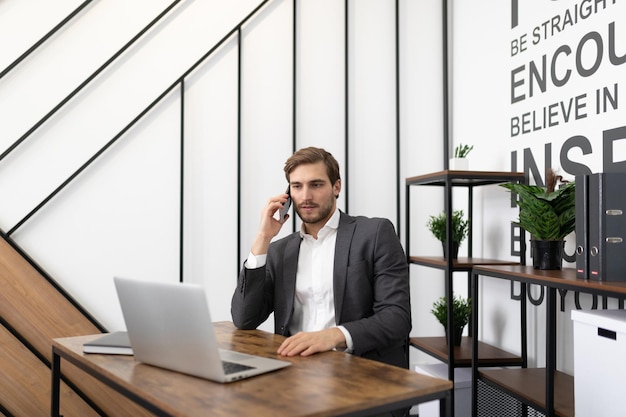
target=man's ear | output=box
[333,179,341,198]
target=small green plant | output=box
[500,169,575,241]
[431,295,472,329]
[454,143,474,158]
[426,210,469,244]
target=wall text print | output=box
[508,0,625,180]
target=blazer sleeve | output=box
[231,264,274,330]
[340,218,411,356]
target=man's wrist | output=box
[335,326,353,352]
[245,252,267,269]
[251,232,273,255]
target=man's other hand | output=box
[277,328,346,357]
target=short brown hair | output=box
[284,147,341,185]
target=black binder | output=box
[575,174,589,279]
[587,173,626,282]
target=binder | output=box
[588,173,626,282]
[575,174,589,279]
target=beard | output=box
[295,197,335,225]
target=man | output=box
[231,147,411,369]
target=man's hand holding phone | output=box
[251,188,291,256]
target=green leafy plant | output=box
[431,295,472,329]
[454,143,474,158]
[426,210,470,244]
[500,169,575,241]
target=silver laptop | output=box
[113,276,290,383]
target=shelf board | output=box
[473,265,626,297]
[406,170,525,187]
[409,256,521,271]
[479,368,574,417]
[409,336,524,367]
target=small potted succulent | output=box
[449,143,474,170]
[431,295,472,346]
[426,210,470,259]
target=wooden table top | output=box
[53,322,452,417]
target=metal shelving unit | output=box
[405,170,527,417]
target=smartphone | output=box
[278,186,291,223]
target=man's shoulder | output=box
[341,212,392,227]
[340,212,397,235]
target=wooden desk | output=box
[52,321,453,417]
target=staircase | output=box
[0,1,274,415]
[0,235,157,416]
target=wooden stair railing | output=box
[0,237,155,416]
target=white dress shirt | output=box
[246,208,353,351]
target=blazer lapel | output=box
[333,212,355,324]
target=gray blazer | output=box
[231,211,411,368]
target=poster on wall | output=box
[509,0,625,180]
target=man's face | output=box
[288,161,341,230]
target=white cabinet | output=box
[572,309,626,417]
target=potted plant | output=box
[449,143,474,170]
[431,295,472,346]
[500,169,575,269]
[426,210,470,259]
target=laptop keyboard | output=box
[222,360,255,375]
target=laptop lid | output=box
[113,276,290,383]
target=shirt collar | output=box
[299,208,340,239]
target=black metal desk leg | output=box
[440,390,452,417]
[51,350,62,417]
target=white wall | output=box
[0,0,275,330]
[452,0,626,374]
[3,0,623,377]
[0,0,445,339]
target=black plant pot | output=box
[442,241,460,259]
[445,325,465,346]
[531,240,564,270]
